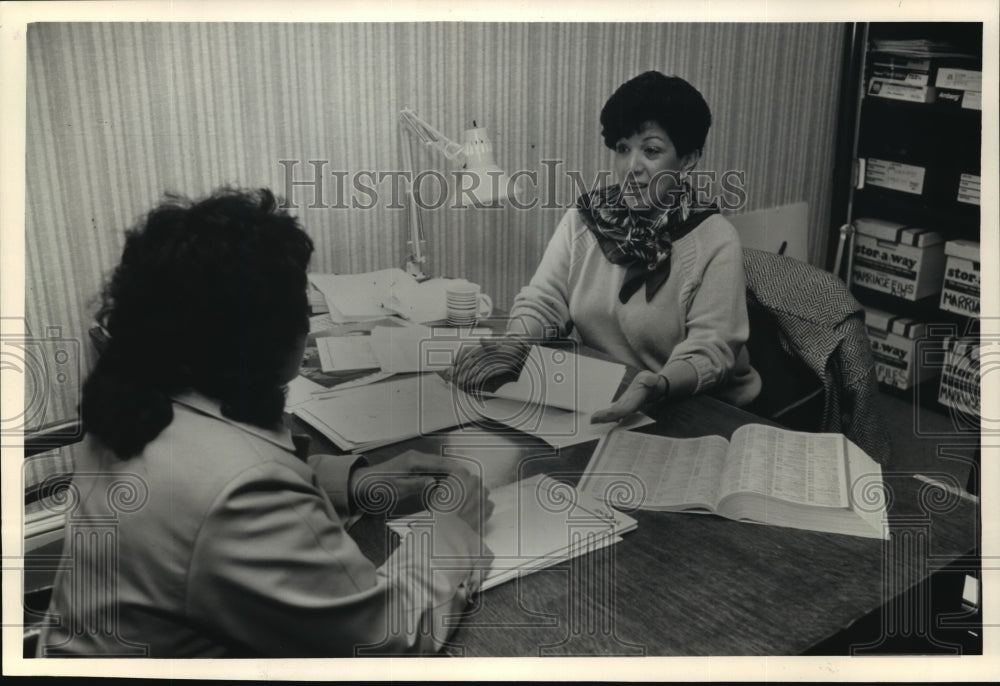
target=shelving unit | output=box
[832,22,982,416]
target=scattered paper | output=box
[388,474,636,592]
[310,370,397,399]
[284,375,328,409]
[383,277,453,323]
[293,374,465,451]
[309,269,418,319]
[369,324,492,374]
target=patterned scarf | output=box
[576,180,719,303]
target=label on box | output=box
[940,254,980,317]
[958,173,981,205]
[935,68,982,91]
[871,55,932,71]
[871,66,930,85]
[852,233,946,301]
[962,90,982,110]
[864,158,926,194]
[867,329,938,390]
[938,340,980,415]
[868,79,936,103]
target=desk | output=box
[294,334,980,656]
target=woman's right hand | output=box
[448,336,531,394]
[433,463,495,533]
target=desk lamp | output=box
[398,107,515,280]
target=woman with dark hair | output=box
[455,71,760,418]
[40,188,491,657]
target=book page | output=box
[580,430,730,511]
[720,424,849,509]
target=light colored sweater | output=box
[509,209,761,406]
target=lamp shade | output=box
[458,126,516,207]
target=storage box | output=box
[957,173,981,205]
[852,218,946,301]
[865,307,939,390]
[937,338,980,417]
[939,240,980,317]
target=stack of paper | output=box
[313,325,491,374]
[308,269,418,323]
[388,474,637,592]
[383,277,453,323]
[294,342,639,450]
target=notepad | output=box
[388,474,637,592]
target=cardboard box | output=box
[865,307,939,390]
[935,68,982,91]
[867,79,937,103]
[939,240,980,317]
[937,338,980,416]
[852,218,946,301]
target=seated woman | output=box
[39,188,492,657]
[455,71,760,420]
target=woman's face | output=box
[613,121,699,211]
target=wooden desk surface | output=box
[293,333,979,656]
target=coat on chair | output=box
[742,247,892,465]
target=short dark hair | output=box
[600,71,712,158]
[81,187,314,459]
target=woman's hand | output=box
[447,336,531,394]
[350,450,494,527]
[590,370,667,423]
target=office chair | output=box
[23,439,78,657]
[741,247,892,465]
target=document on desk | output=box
[382,277,452,323]
[292,374,465,452]
[388,474,637,592]
[369,324,492,374]
[580,424,888,539]
[315,336,381,373]
[309,269,418,320]
[459,398,654,448]
[486,346,625,414]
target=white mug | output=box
[445,281,493,325]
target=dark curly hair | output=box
[600,71,712,158]
[81,187,314,459]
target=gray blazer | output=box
[38,392,480,657]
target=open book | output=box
[579,424,887,540]
[388,474,637,592]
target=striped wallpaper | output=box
[25,22,845,423]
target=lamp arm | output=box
[399,108,465,160]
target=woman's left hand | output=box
[590,371,666,423]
